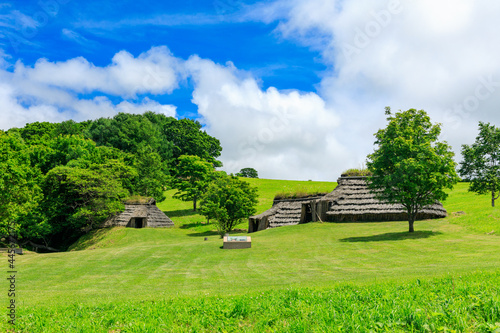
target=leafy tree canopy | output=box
[159,117,222,167]
[200,174,258,237]
[236,167,259,178]
[2,112,223,250]
[85,113,173,162]
[459,122,500,207]
[367,108,459,232]
[171,155,214,211]
[40,164,128,250]
[0,131,41,240]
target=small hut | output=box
[321,176,447,222]
[248,176,447,232]
[248,196,324,233]
[102,197,174,228]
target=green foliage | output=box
[171,155,214,211]
[132,144,169,202]
[367,108,459,232]
[40,164,128,249]
[156,116,222,167]
[84,112,173,162]
[341,167,373,177]
[0,131,41,239]
[274,189,328,200]
[200,174,258,236]
[0,113,222,250]
[236,167,259,178]
[459,122,500,207]
[12,121,57,144]
[35,135,98,174]
[5,178,500,331]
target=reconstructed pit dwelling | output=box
[102,197,174,228]
[248,176,447,233]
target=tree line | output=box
[0,112,229,250]
[3,107,498,249]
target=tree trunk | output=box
[492,190,496,207]
[408,216,415,233]
[193,196,197,211]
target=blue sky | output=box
[3,0,325,117]
[2,0,500,180]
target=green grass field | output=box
[2,179,500,332]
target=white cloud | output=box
[0,47,179,130]
[267,0,500,167]
[186,55,348,180]
[6,0,499,181]
[61,28,99,48]
[14,46,180,97]
[116,98,177,117]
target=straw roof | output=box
[267,199,312,228]
[324,176,447,222]
[248,176,447,232]
[101,198,174,228]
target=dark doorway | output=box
[135,218,144,228]
[304,204,312,223]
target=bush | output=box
[274,190,328,201]
[341,168,373,177]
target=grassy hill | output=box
[3,179,500,332]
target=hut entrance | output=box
[301,203,313,223]
[134,218,145,228]
[127,218,146,228]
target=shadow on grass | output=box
[340,230,442,242]
[186,228,247,238]
[180,222,207,230]
[187,230,221,237]
[165,209,198,218]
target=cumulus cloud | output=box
[271,0,500,165]
[14,46,180,97]
[186,55,348,180]
[0,46,179,130]
[7,0,498,180]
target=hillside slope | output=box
[10,180,499,307]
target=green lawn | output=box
[3,179,500,332]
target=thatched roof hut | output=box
[101,197,174,228]
[248,176,447,232]
[323,176,447,222]
[248,196,326,232]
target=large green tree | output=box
[236,167,259,178]
[40,163,129,249]
[0,131,41,242]
[85,113,173,162]
[133,143,169,202]
[367,108,459,232]
[171,155,214,211]
[459,122,500,207]
[158,117,222,167]
[200,174,258,237]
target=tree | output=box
[155,116,223,167]
[459,122,500,207]
[200,174,258,237]
[40,164,128,249]
[236,167,259,178]
[0,131,41,242]
[85,112,174,162]
[133,144,169,202]
[171,155,214,211]
[366,108,459,232]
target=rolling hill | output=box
[3,179,500,332]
